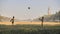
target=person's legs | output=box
[41,20,43,28]
[12,22,14,25]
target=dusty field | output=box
[0,21,60,34]
[0,21,60,26]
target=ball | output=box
[28,7,30,9]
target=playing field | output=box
[0,21,60,26]
[0,22,60,34]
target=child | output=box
[10,16,15,25]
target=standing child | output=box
[10,16,15,25]
[41,16,44,28]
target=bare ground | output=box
[0,21,60,26]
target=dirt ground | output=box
[0,21,60,26]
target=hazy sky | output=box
[0,0,60,20]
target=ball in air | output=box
[28,7,30,9]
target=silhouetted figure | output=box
[41,16,44,28]
[10,16,15,25]
[39,16,44,28]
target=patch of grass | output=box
[0,24,60,34]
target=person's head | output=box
[42,16,44,18]
[13,16,15,18]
